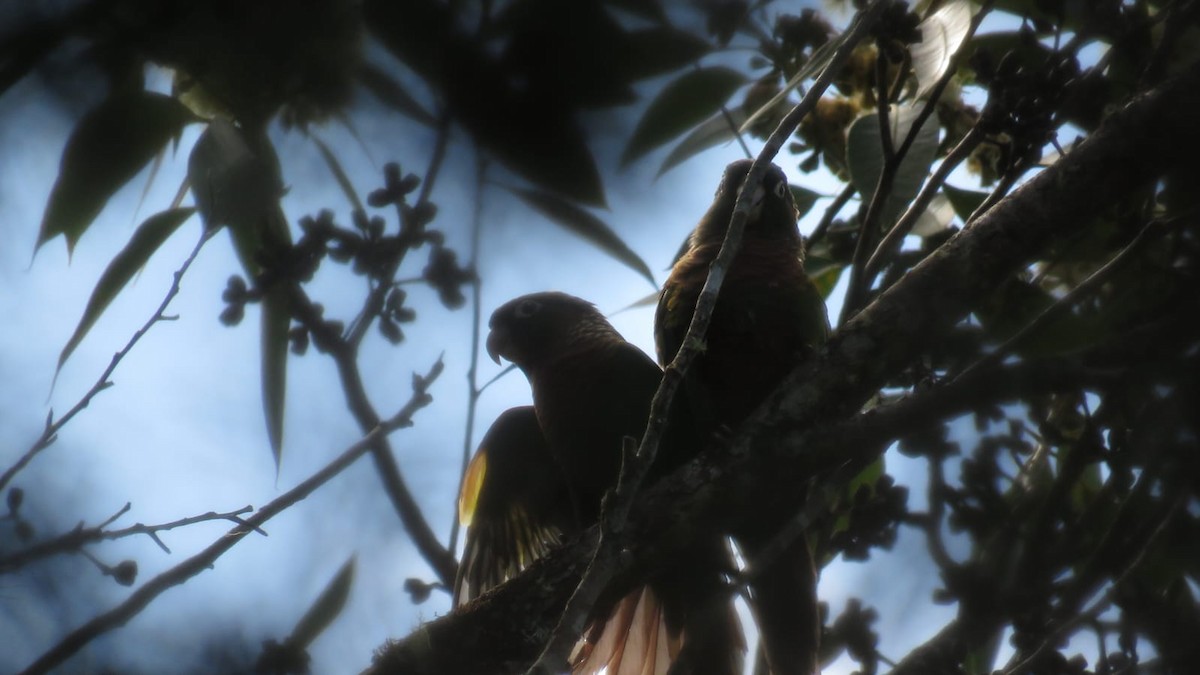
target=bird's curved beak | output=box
[485,328,507,365]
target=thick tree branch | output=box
[368,56,1200,675]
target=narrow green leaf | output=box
[512,188,655,287]
[188,119,285,241]
[911,192,956,236]
[311,135,365,213]
[942,183,989,221]
[846,104,940,228]
[37,91,195,254]
[809,261,846,299]
[290,556,357,648]
[789,184,822,220]
[611,290,662,316]
[621,66,747,167]
[261,286,290,468]
[658,108,747,177]
[56,208,196,372]
[357,63,437,127]
[912,0,974,99]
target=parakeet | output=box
[656,159,831,675]
[453,406,574,606]
[487,291,744,675]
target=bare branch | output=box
[18,358,444,675]
[0,504,254,574]
[1,229,214,493]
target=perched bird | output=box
[486,291,743,675]
[453,406,574,606]
[656,159,830,675]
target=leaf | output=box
[289,556,357,648]
[357,63,437,127]
[739,34,843,134]
[188,118,287,262]
[789,184,822,220]
[942,184,989,222]
[615,27,711,81]
[37,91,195,254]
[261,286,290,468]
[190,120,291,464]
[912,0,974,99]
[846,104,940,228]
[621,67,747,167]
[807,259,846,299]
[512,188,655,287]
[911,192,956,237]
[364,0,607,206]
[658,108,747,177]
[611,290,662,316]
[56,208,196,373]
[311,135,365,213]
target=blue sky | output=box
[0,14,984,674]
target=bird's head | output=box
[486,292,621,369]
[693,159,800,248]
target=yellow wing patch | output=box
[458,448,488,527]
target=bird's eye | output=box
[515,299,540,318]
[773,181,788,199]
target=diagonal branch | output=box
[19,358,444,675]
[1,228,214,494]
[523,3,893,671]
[369,58,1200,675]
[0,503,255,574]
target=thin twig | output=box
[1,228,214,494]
[1000,493,1186,675]
[346,113,453,351]
[288,282,458,586]
[17,358,443,675]
[950,217,1171,384]
[808,182,857,246]
[525,3,892,672]
[0,505,255,573]
[448,151,489,555]
[864,123,985,279]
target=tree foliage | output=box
[2,0,1198,673]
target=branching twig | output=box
[346,113,453,351]
[846,1,996,319]
[18,358,444,675]
[0,504,255,573]
[525,3,893,672]
[950,216,1173,384]
[999,493,1185,675]
[0,229,214,494]
[864,124,985,280]
[289,284,458,586]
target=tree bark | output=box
[366,61,1200,675]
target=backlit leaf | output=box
[37,91,194,254]
[621,67,746,167]
[57,208,196,373]
[846,104,940,228]
[512,188,655,287]
[912,0,974,99]
[658,108,747,177]
[289,556,356,648]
